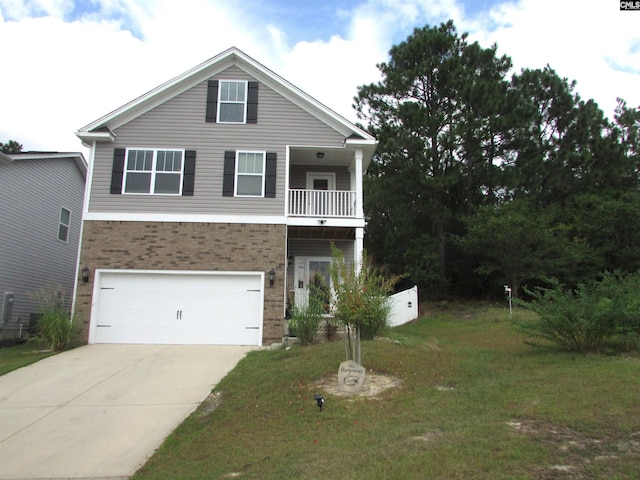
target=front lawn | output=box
[133,303,640,479]
[0,339,55,376]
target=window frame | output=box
[58,207,71,242]
[122,148,185,196]
[217,80,248,124]
[234,150,266,197]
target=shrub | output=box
[513,273,640,352]
[28,287,76,351]
[288,292,324,346]
[39,309,76,351]
[611,272,640,338]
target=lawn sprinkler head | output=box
[314,394,325,412]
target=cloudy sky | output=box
[1,0,638,157]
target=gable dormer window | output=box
[206,80,258,124]
[218,80,247,123]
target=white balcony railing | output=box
[288,189,356,217]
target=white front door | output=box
[293,257,332,311]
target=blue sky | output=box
[0,0,638,155]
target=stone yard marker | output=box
[337,360,366,394]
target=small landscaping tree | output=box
[330,245,399,364]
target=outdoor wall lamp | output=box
[268,268,276,287]
[81,265,90,283]
[316,152,324,159]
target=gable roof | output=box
[1,151,88,178]
[76,47,377,156]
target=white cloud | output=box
[467,0,640,115]
[0,0,73,19]
[0,14,147,153]
[0,0,638,157]
[0,0,271,154]
[0,0,389,154]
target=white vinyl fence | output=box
[388,285,419,327]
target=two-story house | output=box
[73,47,377,346]
[1,151,86,339]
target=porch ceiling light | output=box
[268,268,276,287]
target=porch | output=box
[285,145,366,314]
[287,145,364,221]
[286,236,354,315]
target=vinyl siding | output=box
[289,165,351,190]
[0,159,85,326]
[88,66,347,216]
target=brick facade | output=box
[75,221,287,345]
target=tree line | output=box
[356,21,640,298]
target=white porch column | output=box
[353,148,364,219]
[354,227,364,273]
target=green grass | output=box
[133,303,640,479]
[0,339,55,376]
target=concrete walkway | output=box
[0,344,253,480]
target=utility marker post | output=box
[504,285,512,319]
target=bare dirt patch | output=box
[507,418,640,479]
[311,372,402,398]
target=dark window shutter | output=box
[182,150,196,196]
[206,80,219,123]
[247,81,258,124]
[223,151,236,197]
[110,148,126,194]
[265,152,277,198]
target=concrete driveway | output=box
[0,344,253,480]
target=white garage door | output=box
[90,271,263,345]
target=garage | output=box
[89,270,263,345]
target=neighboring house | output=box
[0,151,87,339]
[73,47,377,347]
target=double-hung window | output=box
[218,80,247,123]
[235,151,265,196]
[58,207,71,242]
[123,148,184,195]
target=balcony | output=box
[288,189,356,217]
